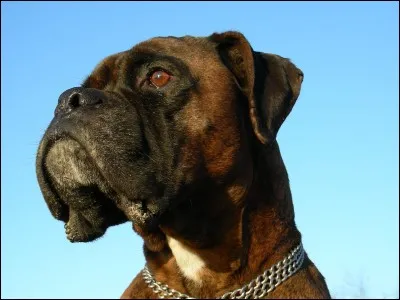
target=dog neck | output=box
[138,141,301,298]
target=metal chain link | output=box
[142,266,195,299]
[142,242,305,299]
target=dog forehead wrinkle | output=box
[134,36,214,60]
[166,236,205,283]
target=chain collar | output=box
[142,242,305,299]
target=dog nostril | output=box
[68,93,81,109]
[67,92,103,109]
[56,88,106,116]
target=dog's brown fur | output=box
[120,32,331,299]
[36,31,331,299]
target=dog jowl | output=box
[36,31,331,298]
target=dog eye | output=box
[149,70,171,88]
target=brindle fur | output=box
[36,31,331,299]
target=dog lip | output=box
[37,129,119,222]
[38,119,166,230]
[36,132,71,221]
[44,134,119,196]
[42,130,107,190]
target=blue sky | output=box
[1,1,398,299]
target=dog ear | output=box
[209,31,304,145]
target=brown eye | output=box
[149,70,171,88]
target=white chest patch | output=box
[166,236,205,282]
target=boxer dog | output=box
[36,31,331,299]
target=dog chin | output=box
[121,198,168,231]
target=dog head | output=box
[36,31,303,244]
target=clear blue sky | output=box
[1,1,398,299]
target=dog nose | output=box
[55,87,106,116]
